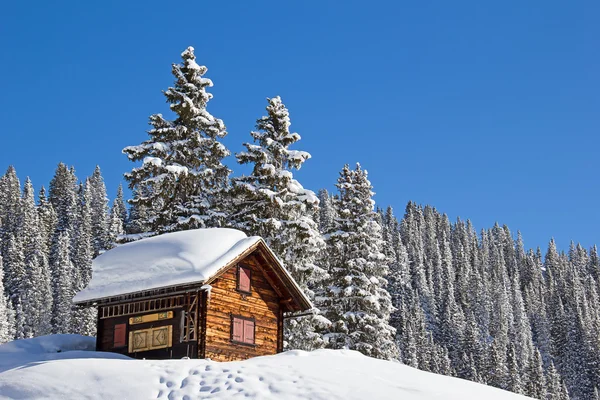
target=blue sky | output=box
[0,1,598,252]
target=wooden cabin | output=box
[73,228,311,361]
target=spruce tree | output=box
[71,181,96,335]
[546,361,562,400]
[37,186,57,255]
[231,96,327,350]
[89,166,111,255]
[4,234,26,337]
[19,178,52,336]
[51,231,74,334]
[48,163,78,236]
[113,183,128,226]
[0,166,22,251]
[0,255,15,343]
[108,203,126,244]
[124,46,230,234]
[321,164,398,360]
[317,189,336,234]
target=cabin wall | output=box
[96,295,200,359]
[204,254,282,361]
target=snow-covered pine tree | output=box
[113,183,128,227]
[108,201,126,244]
[231,96,327,350]
[3,233,26,337]
[317,189,336,234]
[0,166,22,250]
[0,255,15,343]
[71,180,96,335]
[89,166,111,255]
[13,296,25,340]
[507,343,524,394]
[51,231,74,334]
[400,202,436,332]
[123,46,230,234]
[125,187,152,236]
[19,178,52,337]
[320,164,398,360]
[109,183,127,243]
[48,163,78,237]
[380,207,410,358]
[524,348,546,399]
[37,186,57,256]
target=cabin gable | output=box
[203,252,282,361]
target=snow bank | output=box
[0,334,127,373]
[0,336,533,400]
[74,228,261,302]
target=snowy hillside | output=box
[0,335,533,400]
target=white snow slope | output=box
[0,335,533,400]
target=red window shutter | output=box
[232,317,243,342]
[239,266,251,293]
[114,324,126,348]
[243,319,255,344]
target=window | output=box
[237,265,251,294]
[231,315,255,345]
[114,323,127,348]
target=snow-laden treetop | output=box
[73,228,262,303]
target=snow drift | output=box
[0,335,533,400]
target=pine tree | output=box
[48,163,78,236]
[0,255,15,343]
[524,348,546,399]
[108,203,126,244]
[386,209,409,343]
[0,166,22,250]
[13,296,25,340]
[3,234,26,337]
[231,96,327,350]
[124,46,230,234]
[89,166,110,255]
[71,180,96,335]
[317,189,336,234]
[113,183,128,226]
[37,186,57,255]
[321,164,398,360]
[125,187,152,235]
[546,361,563,400]
[19,178,52,337]
[51,231,74,334]
[506,343,524,394]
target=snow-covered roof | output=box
[73,228,308,308]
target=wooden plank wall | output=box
[204,253,281,361]
[97,304,198,359]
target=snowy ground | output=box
[0,335,532,400]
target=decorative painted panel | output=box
[129,311,174,325]
[128,325,173,353]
